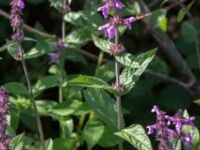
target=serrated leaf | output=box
[115,53,141,69]
[96,62,115,82]
[65,26,92,47]
[5,82,29,96]
[83,120,105,150]
[50,100,82,116]
[33,75,59,95]
[83,88,118,130]
[23,40,51,59]
[10,133,25,150]
[120,49,157,94]
[36,100,58,116]
[65,75,113,91]
[92,34,112,53]
[115,124,153,150]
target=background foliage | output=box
[1,0,200,149]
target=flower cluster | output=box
[147,106,195,149]
[48,39,68,62]
[98,0,149,39]
[10,0,25,42]
[0,87,11,150]
[98,0,149,55]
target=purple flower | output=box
[146,125,156,135]
[147,105,196,149]
[48,53,60,62]
[166,110,195,132]
[98,23,116,39]
[97,4,110,19]
[114,0,123,10]
[17,0,25,9]
[10,0,25,42]
[123,17,136,30]
[51,40,68,50]
[182,132,192,148]
[0,87,10,150]
[97,0,123,19]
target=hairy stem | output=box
[59,0,67,138]
[17,42,46,150]
[114,15,123,149]
[95,51,104,76]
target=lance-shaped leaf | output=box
[115,124,153,150]
[83,88,118,130]
[33,75,60,95]
[120,49,157,94]
[10,133,25,150]
[5,82,29,96]
[83,120,105,150]
[92,34,112,53]
[64,75,114,91]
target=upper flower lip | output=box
[17,0,25,9]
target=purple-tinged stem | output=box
[17,40,46,150]
[114,11,123,150]
[58,0,67,138]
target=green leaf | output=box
[10,133,25,150]
[5,82,29,96]
[148,9,167,28]
[83,88,118,130]
[49,0,63,9]
[194,99,200,105]
[73,102,91,116]
[65,75,113,91]
[23,40,52,59]
[64,10,104,28]
[159,16,168,32]
[36,100,58,116]
[65,48,88,65]
[175,140,182,150]
[115,124,153,150]
[98,127,118,147]
[33,75,59,95]
[115,53,141,69]
[64,11,84,26]
[7,42,19,60]
[65,26,92,47]
[53,138,75,150]
[92,34,112,53]
[50,100,82,116]
[0,41,15,52]
[39,139,53,150]
[83,119,105,150]
[125,2,141,15]
[120,49,157,94]
[177,0,195,22]
[96,62,115,82]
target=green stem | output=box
[17,42,46,150]
[58,0,67,138]
[114,16,123,149]
[95,51,104,76]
